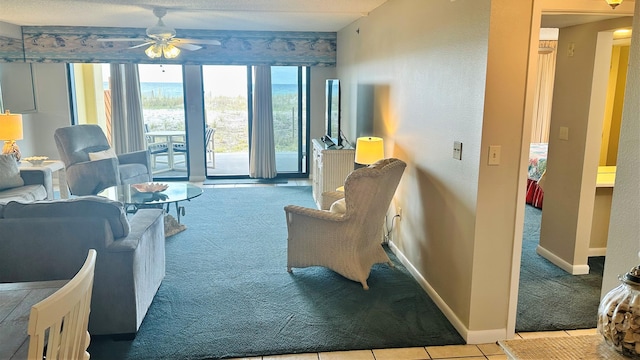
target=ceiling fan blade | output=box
[173,38,221,46]
[97,38,147,42]
[172,42,201,51]
[129,41,155,49]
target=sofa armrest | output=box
[20,167,54,200]
[106,209,165,252]
[66,158,119,195]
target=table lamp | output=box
[355,136,384,167]
[0,110,23,161]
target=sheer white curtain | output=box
[531,40,557,143]
[249,65,277,179]
[110,63,145,154]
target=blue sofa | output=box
[0,196,165,337]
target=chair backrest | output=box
[54,125,111,167]
[27,249,97,360]
[342,158,406,235]
[205,127,215,145]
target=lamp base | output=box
[2,140,21,161]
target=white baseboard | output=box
[588,247,607,257]
[388,242,508,344]
[536,245,590,275]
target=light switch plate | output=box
[559,126,569,140]
[453,141,462,160]
[488,145,501,165]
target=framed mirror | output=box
[0,63,37,113]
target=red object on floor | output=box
[526,178,544,209]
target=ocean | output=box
[104,82,298,98]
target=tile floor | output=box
[224,329,597,360]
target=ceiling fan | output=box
[98,7,221,59]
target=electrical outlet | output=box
[453,141,463,160]
[398,207,402,218]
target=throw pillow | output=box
[88,148,117,161]
[0,154,24,190]
[329,198,347,214]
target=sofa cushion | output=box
[3,196,130,238]
[0,203,4,218]
[0,184,47,204]
[0,154,24,190]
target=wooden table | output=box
[0,280,67,360]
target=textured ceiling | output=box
[0,0,389,32]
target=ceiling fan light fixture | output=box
[145,44,163,58]
[605,0,623,9]
[163,44,181,59]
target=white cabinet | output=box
[311,139,355,209]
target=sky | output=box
[101,64,299,97]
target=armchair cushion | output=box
[329,198,347,214]
[66,158,120,196]
[4,196,130,238]
[0,154,24,190]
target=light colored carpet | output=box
[499,335,627,360]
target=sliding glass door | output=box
[202,65,308,178]
[137,64,187,178]
[202,66,250,176]
[270,66,307,174]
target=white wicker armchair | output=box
[284,158,406,289]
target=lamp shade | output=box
[0,111,23,141]
[605,0,623,8]
[355,136,384,165]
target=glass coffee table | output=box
[99,182,203,223]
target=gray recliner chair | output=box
[54,124,152,196]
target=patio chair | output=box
[144,124,169,172]
[284,158,406,289]
[205,126,215,168]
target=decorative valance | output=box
[1,26,336,66]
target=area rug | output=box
[88,186,464,360]
[516,205,605,332]
[499,335,625,360]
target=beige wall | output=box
[18,63,71,159]
[337,0,534,342]
[538,17,632,273]
[602,0,640,295]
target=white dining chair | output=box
[27,249,97,360]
